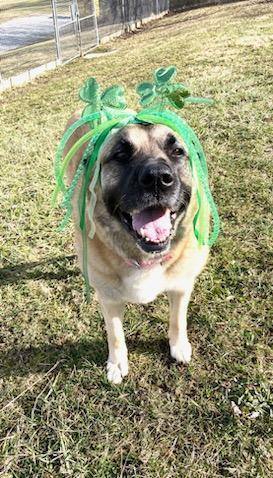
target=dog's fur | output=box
[65,114,209,383]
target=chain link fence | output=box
[0,1,57,86]
[54,0,98,61]
[0,0,170,91]
[97,1,170,36]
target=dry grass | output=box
[0,1,273,476]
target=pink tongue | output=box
[132,207,171,242]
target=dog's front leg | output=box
[98,296,128,384]
[168,286,194,364]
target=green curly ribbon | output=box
[53,67,219,299]
[52,113,101,203]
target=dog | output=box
[65,114,209,384]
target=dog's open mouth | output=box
[118,206,177,253]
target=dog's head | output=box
[96,123,193,255]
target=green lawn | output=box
[0,1,272,476]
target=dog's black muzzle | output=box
[138,158,175,193]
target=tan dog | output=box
[65,114,209,384]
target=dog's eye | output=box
[173,147,185,157]
[112,150,131,161]
[113,151,126,159]
[112,140,134,161]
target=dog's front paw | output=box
[170,339,192,364]
[106,352,128,384]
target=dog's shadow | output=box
[0,254,184,379]
[0,254,78,285]
[0,336,170,380]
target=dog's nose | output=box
[138,161,174,191]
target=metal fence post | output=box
[76,11,83,56]
[121,0,126,27]
[156,0,159,15]
[93,0,100,45]
[51,0,62,62]
[73,0,82,57]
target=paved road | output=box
[0,15,70,53]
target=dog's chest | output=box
[121,265,167,303]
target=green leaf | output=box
[136,82,154,96]
[169,83,190,97]
[101,85,127,109]
[140,92,157,106]
[136,82,156,106]
[154,66,177,85]
[82,104,98,116]
[79,78,100,105]
[166,86,190,109]
[167,92,184,109]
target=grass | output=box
[0,0,273,476]
[1,38,58,79]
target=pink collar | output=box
[125,252,172,269]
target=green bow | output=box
[137,66,213,110]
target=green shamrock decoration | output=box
[79,78,127,119]
[101,85,127,110]
[79,78,101,116]
[155,65,177,84]
[136,82,156,106]
[137,66,213,110]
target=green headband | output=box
[53,66,220,298]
